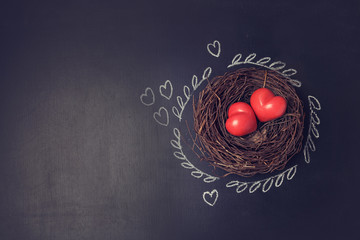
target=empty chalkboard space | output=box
[0,0,359,240]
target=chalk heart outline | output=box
[159,80,173,100]
[140,87,155,106]
[203,189,218,206]
[207,40,221,58]
[153,107,169,126]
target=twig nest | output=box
[193,68,304,177]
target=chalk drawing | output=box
[226,165,298,194]
[227,53,302,87]
[153,107,169,126]
[139,66,214,182]
[171,128,219,183]
[203,189,218,206]
[139,40,322,200]
[159,80,173,100]
[207,40,221,58]
[140,87,155,106]
[304,96,321,163]
[172,67,212,121]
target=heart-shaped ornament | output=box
[225,102,257,137]
[250,88,287,122]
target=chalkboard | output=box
[1,0,359,239]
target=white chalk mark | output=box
[309,95,321,110]
[203,67,212,78]
[171,127,219,183]
[203,189,218,206]
[191,75,198,90]
[177,96,184,108]
[204,176,217,183]
[304,145,311,164]
[226,165,298,194]
[249,181,261,193]
[262,178,274,193]
[207,40,221,58]
[173,128,180,138]
[256,57,271,65]
[286,165,297,180]
[236,183,248,193]
[227,53,302,88]
[140,87,155,106]
[226,181,239,188]
[304,96,321,163]
[308,137,316,151]
[198,67,212,88]
[282,69,297,77]
[231,53,242,66]
[269,61,286,70]
[153,107,169,126]
[311,111,321,125]
[170,140,181,150]
[191,170,204,178]
[183,85,191,99]
[172,67,212,122]
[244,53,257,63]
[172,106,181,121]
[275,173,285,187]
[159,80,173,100]
[173,151,186,160]
[288,79,302,87]
[311,123,320,138]
[181,162,195,169]
[191,67,212,92]
[142,72,217,184]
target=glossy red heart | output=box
[225,102,257,136]
[250,88,287,122]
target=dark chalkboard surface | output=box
[1,0,359,239]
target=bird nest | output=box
[193,67,304,177]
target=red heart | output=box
[250,88,287,122]
[225,102,257,136]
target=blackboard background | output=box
[1,0,359,239]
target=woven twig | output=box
[193,68,304,177]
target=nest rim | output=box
[193,67,305,177]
